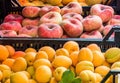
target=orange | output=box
[78,47,93,62]
[69,51,79,66]
[2,58,15,68]
[63,41,80,54]
[87,43,101,52]
[25,48,37,53]
[35,51,48,60]
[0,45,9,61]
[5,45,15,57]
[38,46,55,62]
[12,51,26,59]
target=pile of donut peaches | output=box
[0,2,119,38]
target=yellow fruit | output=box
[39,0,47,3]
[57,3,63,6]
[102,60,111,68]
[104,47,120,63]
[29,79,37,83]
[49,77,57,83]
[24,52,36,66]
[26,66,35,76]
[35,65,52,83]
[76,61,94,75]
[33,59,52,69]
[69,66,75,74]
[32,0,45,6]
[0,64,11,71]
[105,75,113,83]
[0,45,9,61]
[23,2,36,6]
[21,71,31,79]
[2,58,15,68]
[78,47,93,62]
[92,51,105,67]
[77,0,85,2]
[10,71,29,83]
[0,70,3,81]
[52,56,72,68]
[35,51,48,60]
[79,70,96,83]
[63,41,79,54]
[87,43,101,52]
[85,0,102,6]
[111,61,120,69]
[25,48,37,53]
[47,0,62,5]
[2,70,12,81]
[39,46,56,62]
[69,51,79,66]
[11,57,27,72]
[4,78,10,83]
[62,0,77,5]
[95,65,110,77]
[79,2,88,6]
[53,67,67,81]
[56,48,69,56]
[5,45,15,57]
[95,73,103,83]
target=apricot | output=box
[55,48,69,57]
[35,51,48,60]
[35,65,52,83]
[0,45,9,61]
[92,51,105,67]
[78,47,93,62]
[2,58,15,68]
[52,55,72,68]
[95,65,110,77]
[87,43,101,52]
[0,71,2,81]
[33,59,52,69]
[5,45,15,57]
[38,46,56,62]
[69,51,79,66]
[79,70,96,83]
[63,41,79,54]
[11,51,26,59]
[10,71,29,83]
[25,48,37,53]
[76,61,94,75]
[11,57,27,72]
[104,47,120,63]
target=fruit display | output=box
[0,2,118,39]
[17,0,112,6]
[0,41,119,83]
